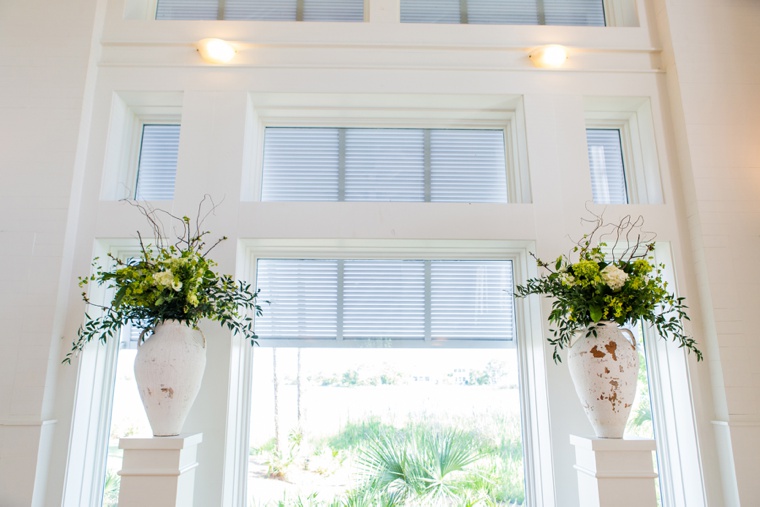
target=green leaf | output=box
[589,306,603,322]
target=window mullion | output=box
[537,0,546,25]
[217,0,225,19]
[296,0,304,21]
[459,0,468,24]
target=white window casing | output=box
[220,239,556,506]
[244,94,532,204]
[584,97,664,205]
[100,92,182,201]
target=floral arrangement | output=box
[515,213,703,363]
[64,199,263,364]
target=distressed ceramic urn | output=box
[133,320,207,437]
[567,321,639,438]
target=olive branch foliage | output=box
[63,197,264,364]
[514,212,703,364]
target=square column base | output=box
[118,433,203,507]
[570,435,657,507]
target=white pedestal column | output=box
[118,433,203,507]
[570,435,657,507]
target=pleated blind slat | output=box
[261,127,508,203]
[255,259,515,344]
[134,124,180,201]
[587,129,628,204]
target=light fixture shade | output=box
[197,38,236,64]
[529,45,568,68]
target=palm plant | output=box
[355,428,482,506]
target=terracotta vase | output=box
[567,321,639,438]
[133,320,207,437]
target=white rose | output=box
[600,264,628,291]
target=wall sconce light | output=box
[197,38,236,64]
[529,45,568,68]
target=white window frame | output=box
[585,97,664,204]
[62,241,140,507]
[100,92,182,201]
[243,94,532,204]
[223,238,555,506]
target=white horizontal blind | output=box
[400,0,461,23]
[543,0,605,26]
[587,129,628,204]
[156,0,218,19]
[255,260,339,339]
[157,0,363,20]
[134,124,180,201]
[469,0,541,25]
[430,129,507,202]
[401,0,605,26]
[261,127,508,203]
[225,0,297,20]
[303,0,364,21]
[344,129,425,201]
[255,259,515,344]
[431,261,513,341]
[261,128,339,201]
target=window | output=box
[100,92,182,201]
[260,128,508,203]
[255,259,514,342]
[586,128,628,204]
[584,97,664,204]
[400,0,606,26]
[134,124,180,201]
[155,0,364,21]
[249,256,523,505]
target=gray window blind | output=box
[586,128,628,204]
[261,127,508,203]
[134,124,180,201]
[401,0,605,26]
[255,259,515,344]
[156,0,363,21]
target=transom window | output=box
[260,127,508,203]
[400,0,606,26]
[156,0,364,21]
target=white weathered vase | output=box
[133,320,207,437]
[567,321,639,438]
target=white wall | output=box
[0,0,99,505]
[0,0,757,505]
[654,0,760,504]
